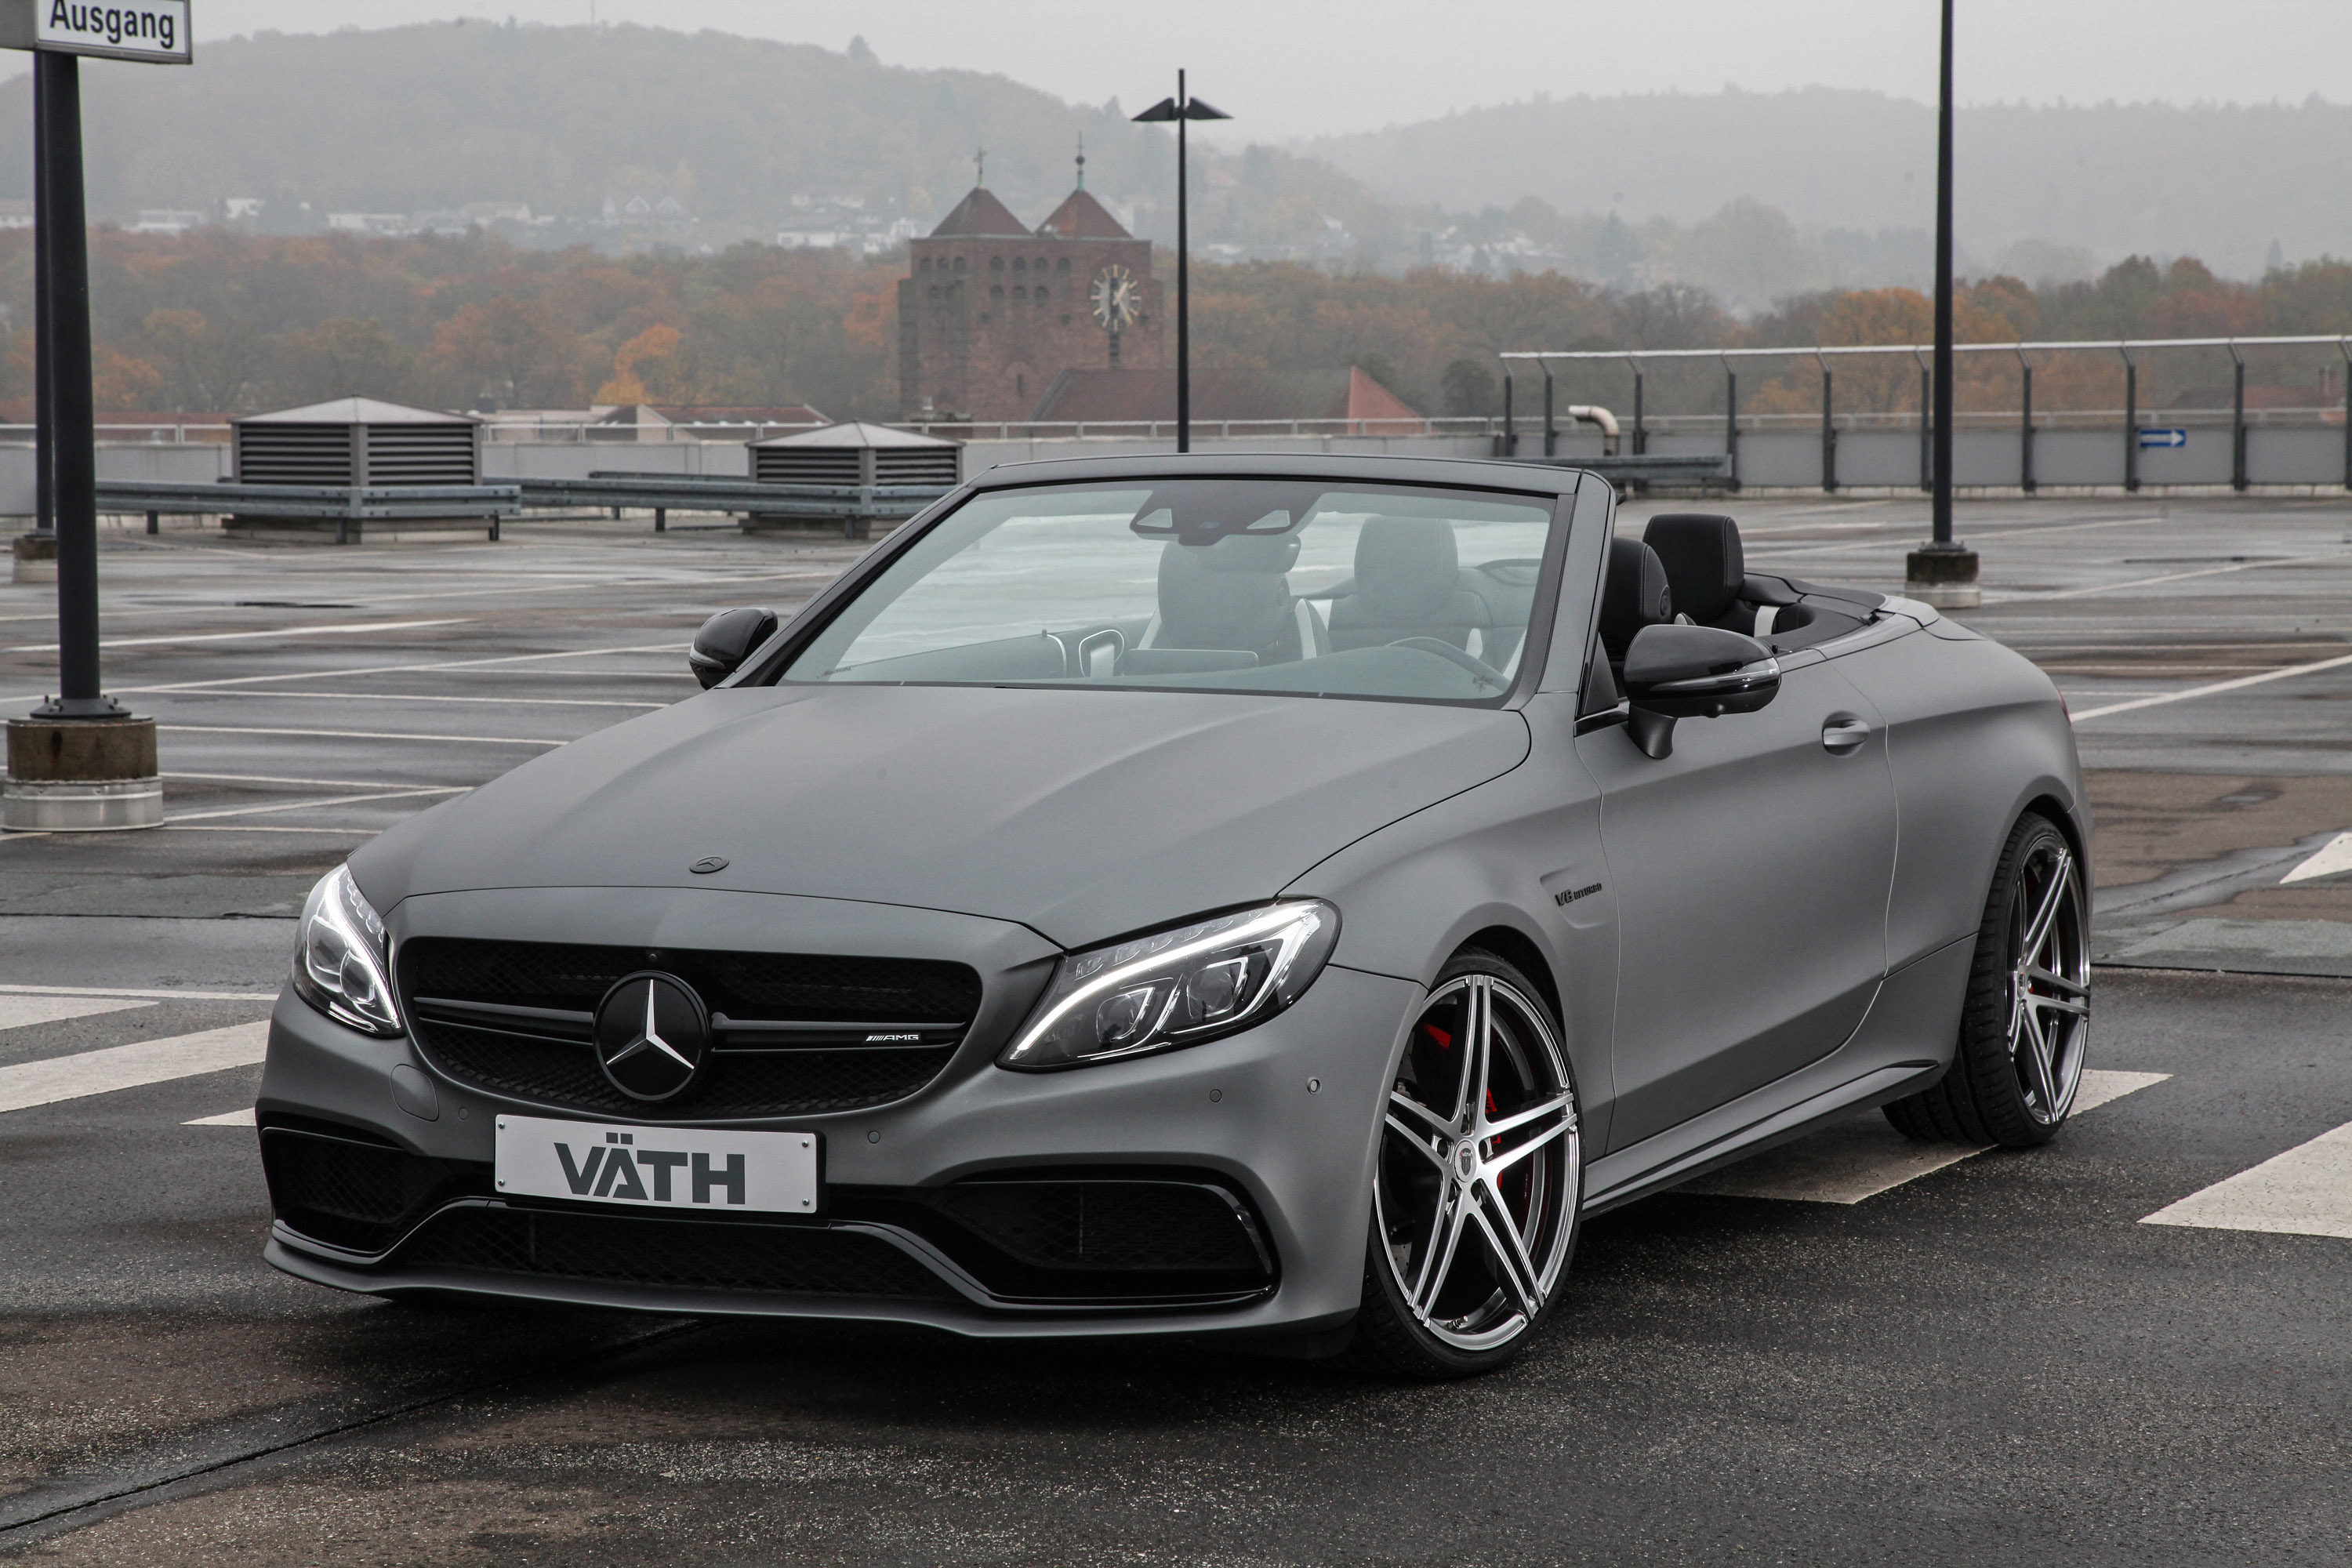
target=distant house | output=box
[585,404,829,441]
[1022,366,1425,434]
[327,213,412,238]
[130,209,205,235]
[0,199,31,230]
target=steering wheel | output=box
[1386,637,1510,691]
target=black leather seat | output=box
[1148,534,1312,665]
[1597,536,1673,662]
[1327,517,1501,659]
[1643,514,1752,633]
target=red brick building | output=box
[897,181,1163,422]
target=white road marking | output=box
[0,995,153,1031]
[0,641,694,708]
[185,1106,256,1127]
[2,619,466,653]
[0,982,276,1001]
[1745,514,2161,561]
[166,787,466,823]
[165,771,464,789]
[2143,1121,2352,1240]
[2281,832,2352,885]
[163,825,382,835]
[2017,552,2351,602]
[2068,652,2352,722]
[159,724,566,747]
[1679,1069,2170,1205]
[0,1022,270,1114]
[161,688,666,710]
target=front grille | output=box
[398,1206,957,1300]
[261,1124,488,1254]
[400,938,982,1122]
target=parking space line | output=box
[2143,1121,2352,1240]
[184,1107,256,1127]
[2014,552,2350,603]
[166,787,466,823]
[158,725,566,747]
[0,641,694,707]
[0,1022,270,1114]
[0,996,153,1031]
[1679,1069,2171,1205]
[160,688,667,710]
[2068,651,2352,722]
[0,983,276,1001]
[2,619,466,653]
[165,771,463,789]
[2281,832,2352,885]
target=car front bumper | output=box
[259,956,1420,1342]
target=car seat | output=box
[1597,536,1673,664]
[1327,517,1504,660]
[1145,534,1319,666]
[1642,514,1752,633]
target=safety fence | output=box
[1499,336,2352,492]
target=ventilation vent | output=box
[364,424,478,485]
[235,424,355,486]
[754,448,862,485]
[873,448,960,486]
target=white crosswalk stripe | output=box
[2142,1122,2352,1240]
[1680,1069,2172,1205]
[0,1022,270,1115]
[184,1107,257,1127]
[0,996,153,1031]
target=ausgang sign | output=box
[0,0,190,64]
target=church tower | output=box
[897,154,1163,423]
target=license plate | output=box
[494,1115,819,1214]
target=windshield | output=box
[779,479,1560,702]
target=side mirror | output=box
[1620,623,1780,759]
[688,606,779,690]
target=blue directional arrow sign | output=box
[2138,427,2189,448]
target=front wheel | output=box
[1886,811,2089,1147]
[1350,951,1582,1378]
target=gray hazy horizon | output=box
[64,0,2352,143]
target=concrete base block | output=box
[12,532,56,584]
[1905,546,1980,610]
[2,775,165,831]
[1905,582,1983,608]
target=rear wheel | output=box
[1886,811,2089,1147]
[1351,951,1581,1378]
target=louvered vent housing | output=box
[754,447,862,485]
[235,424,355,486]
[873,447,960,486]
[363,424,477,485]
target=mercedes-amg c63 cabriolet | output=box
[260,452,2090,1377]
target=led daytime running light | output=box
[290,865,404,1036]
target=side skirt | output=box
[1580,934,1973,1213]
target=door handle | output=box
[1821,716,1871,754]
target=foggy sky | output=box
[85,0,2352,144]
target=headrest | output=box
[1642,514,1745,624]
[1157,536,1295,647]
[1353,517,1460,619]
[1599,537,1672,658]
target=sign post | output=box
[0,1,189,833]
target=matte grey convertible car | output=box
[260,453,2091,1377]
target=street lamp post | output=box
[1906,0,1980,608]
[1134,72,1229,455]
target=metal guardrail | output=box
[1508,454,1730,487]
[525,474,956,538]
[96,479,521,543]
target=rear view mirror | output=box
[688,606,779,689]
[1620,623,1780,759]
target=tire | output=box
[1885,811,2090,1148]
[1348,949,1583,1379]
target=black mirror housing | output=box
[688,606,779,690]
[1619,623,1780,758]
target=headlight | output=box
[1000,901,1339,1071]
[290,865,403,1036]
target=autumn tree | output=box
[431,295,573,408]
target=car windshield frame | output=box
[754,473,1578,710]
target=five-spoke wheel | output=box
[1354,953,1581,1376]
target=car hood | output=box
[354,684,1530,948]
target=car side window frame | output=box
[1534,473,1615,703]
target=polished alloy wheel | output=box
[1376,974,1579,1352]
[2009,837,2089,1124]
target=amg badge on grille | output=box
[593,973,712,1102]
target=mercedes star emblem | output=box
[593,972,710,1102]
